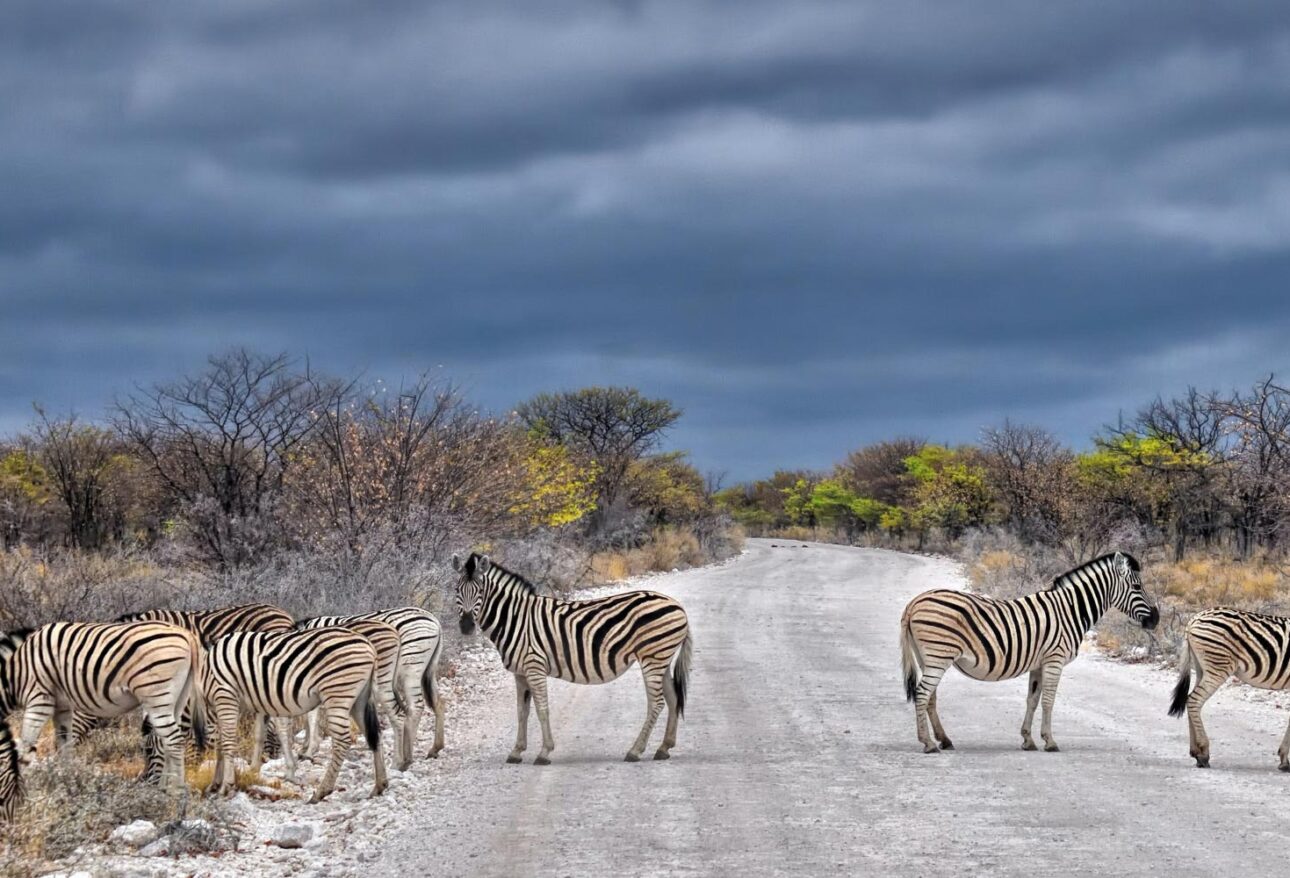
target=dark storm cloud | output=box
[4,1,1290,477]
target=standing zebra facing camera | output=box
[453,552,693,764]
[900,552,1159,753]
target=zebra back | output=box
[204,628,378,717]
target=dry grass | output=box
[590,528,706,582]
[1154,557,1285,607]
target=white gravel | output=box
[46,540,1290,876]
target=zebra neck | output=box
[477,578,533,642]
[1052,579,1110,634]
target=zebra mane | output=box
[1047,552,1140,590]
[469,553,541,595]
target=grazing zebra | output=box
[0,622,204,791]
[452,552,692,764]
[1169,607,1290,770]
[0,632,27,819]
[297,607,444,767]
[294,619,404,765]
[900,552,1159,753]
[122,603,294,782]
[202,628,387,802]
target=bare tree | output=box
[516,387,680,526]
[980,421,1072,545]
[113,349,346,568]
[1216,376,1290,557]
[835,438,924,506]
[30,407,125,549]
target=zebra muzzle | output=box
[459,614,476,635]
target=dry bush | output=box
[0,548,174,627]
[0,751,231,875]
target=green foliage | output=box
[510,441,600,528]
[626,452,708,524]
[0,451,50,504]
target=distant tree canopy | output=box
[717,376,1290,561]
[516,387,683,531]
[0,351,718,575]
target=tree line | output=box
[716,376,1290,561]
[0,350,723,580]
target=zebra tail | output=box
[188,638,208,752]
[1168,640,1194,718]
[362,677,381,752]
[420,634,442,712]
[901,614,921,703]
[673,629,693,719]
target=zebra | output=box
[900,552,1159,753]
[452,552,693,764]
[201,627,387,802]
[0,631,27,819]
[296,607,444,768]
[0,621,204,792]
[120,603,294,782]
[292,619,404,765]
[1168,607,1290,770]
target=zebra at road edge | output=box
[453,552,692,765]
[900,552,1159,753]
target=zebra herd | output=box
[0,551,696,822]
[901,551,1290,770]
[0,602,444,818]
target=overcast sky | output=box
[4,1,1290,479]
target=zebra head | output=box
[452,552,491,635]
[1106,552,1159,630]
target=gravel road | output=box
[372,539,1290,877]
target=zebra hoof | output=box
[624,752,641,763]
[939,739,954,751]
[1278,763,1290,773]
[1044,743,1060,753]
[653,749,671,761]
[922,743,939,754]
[534,755,551,766]
[505,754,523,764]
[427,747,443,759]
[1195,756,1210,768]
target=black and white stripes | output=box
[1169,607,1290,770]
[453,552,692,764]
[202,627,387,802]
[900,552,1159,753]
[0,621,204,793]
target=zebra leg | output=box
[401,674,423,764]
[17,692,55,763]
[626,662,667,762]
[912,656,952,753]
[312,704,352,803]
[1277,714,1290,772]
[350,693,388,798]
[1185,664,1227,768]
[53,707,75,752]
[927,689,953,750]
[507,675,531,764]
[1021,669,1042,751]
[1039,660,1065,752]
[656,670,679,760]
[526,672,555,765]
[427,668,445,760]
[274,718,299,782]
[250,714,267,769]
[209,695,240,796]
[147,711,186,793]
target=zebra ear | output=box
[451,554,462,572]
[1113,552,1129,572]
[478,555,491,573]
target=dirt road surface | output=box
[372,539,1290,877]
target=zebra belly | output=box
[547,654,637,685]
[69,689,139,718]
[953,655,1034,683]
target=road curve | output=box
[379,539,1290,877]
